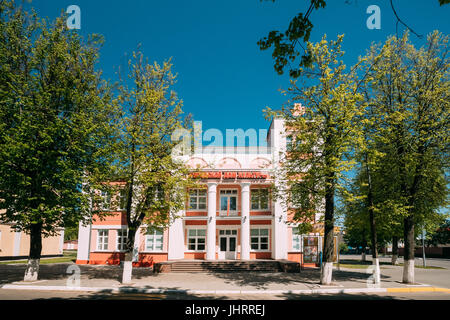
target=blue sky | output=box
[25,0,449,146]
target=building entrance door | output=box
[218,229,237,260]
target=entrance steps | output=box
[154,260,300,273]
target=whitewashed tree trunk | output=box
[24,259,40,282]
[402,259,414,284]
[122,260,133,284]
[320,262,333,285]
[391,254,398,265]
[373,258,380,285]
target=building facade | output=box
[76,118,327,267]
[0,221,64,260]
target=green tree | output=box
[341,192,370,260]
[427,220,450,247]
[361,31,449,283]
[110,51,193,284]
[258,0,449,76]
[0,1,117,281]
[268,34,364,285]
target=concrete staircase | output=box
[154,260,300,273]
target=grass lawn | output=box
[0,250,77,265]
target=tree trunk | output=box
[320,174,335,285]
[24,223,42,282]
[361,232,367,262]
[402,215,415,284]
[369,208,380,284]
[121,227,137,284]
[365,157,380,284]
[392,236,399,265]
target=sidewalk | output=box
[1,263,449,295]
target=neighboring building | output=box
[64,240,78,251]
[0,221,64,260]
[76,118,334,267]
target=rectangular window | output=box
[292,227,302,252]
[97,229,109,251]
[145,230,164,251]
[101,191,111,211]
[220,189,237,216]
[116,229,128,251]
[119,189,127,210]
[187,229,206,251]
[250,228,269,251]
[189,189,207,210]
[251,188,269,210]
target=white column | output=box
[168,212,185,260]
[272,199,288,260]
[206,182,217,260]
[76,221,91,262]
[270,117,288,260]
[241,183,250,260]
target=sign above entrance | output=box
[191,171,269,180]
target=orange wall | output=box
[88,252,168,267]
[92,211,127,225]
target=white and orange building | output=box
[76,118,328,268]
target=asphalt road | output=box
[0,288,449,300]
[338,255,450,288]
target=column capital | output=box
[240,182,251,191]
[207,182,218,191]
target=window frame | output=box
[144,229,164,252]
[187,188,207,211]
[100,191,111,211]
[250,188,270,211]
[250,228,270,252]
[96,229,109,251]
[186,227,207,252]
[118,189,127,211]
[116,229,128,252]
[219,189,238,216]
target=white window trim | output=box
[186,226,207,252]
[116,229,128,252]
[143,230,164,253]
[118,189,127,211]
[186,188,207,212]
[218,226,240,236]
[219,188,238,216]
[250,188,270,211]
[96,229,109,252]
[250,226,270,252]
[100,191,111,211]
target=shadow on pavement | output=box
[0,263,156,284]
[207,268,391,289]
[33,286,229,300]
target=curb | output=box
[1,284,449,295]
